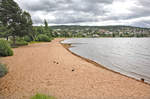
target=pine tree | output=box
[44,19,48,30]
[43,19,52,37]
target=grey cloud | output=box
[131,20,150,28]
[18,0,113,24]
[23,0,112,14]
[50,12,99,24]
[15,0,150,27]
[127,0,150,19]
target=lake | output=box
[61,38,150,84]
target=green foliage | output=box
[16,40,28,46]
[31,93,56,99]
[44,19,48,30]
[0,25,11,39]
[29,41,41,44]
[0,0,33,45]
[24,36,32,42]
[0,63,8,77]
[37,34,51,42]
[0,39,13,56]
[8,37,28,46]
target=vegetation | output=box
[37,34,51,42]
[0,63,8,77]
[16,40,28,46]
[0,0,33,46]
[0,39,13,56]
[24,35,33,42]
[31,93,56,99]
[0,0,53,48]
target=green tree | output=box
[29,27,38,41]
[0,0,33,46]
[44,19,48,30]
[0,24,11,40]
[43,19,52,37]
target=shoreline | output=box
[60,41,150,86]
[0,38,150,99]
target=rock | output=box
[141,78,144,82]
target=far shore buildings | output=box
[52,26,150,37]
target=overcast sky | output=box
[14,0,150,27]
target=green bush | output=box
[31,93,56,99]
[37,34,51,42]
[16,40,28,46]
[0,63,8,77]
[0,39,13,56]
[24,36,32,42]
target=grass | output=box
[31,93,56,99]
[16,40,28,46]
[29,41,41,44]
[0,63,8,77]
[0,39,13,56]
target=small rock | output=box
[72,69,75,72]
[141,78,144,82]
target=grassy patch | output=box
[29,41,41,44]
[31,93,56,99]
[0,39,13,56]
[0,63,8,77]
[37,34,51,42]
[16,40,28,46]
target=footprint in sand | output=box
[53,61,59,64]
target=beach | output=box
[0,38,150,99]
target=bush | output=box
[37,34,51,42]
[0,63,8,77]
[0,39,13,56]
[24,36,32,42]
[31,93,56,99]
[16,40,28,46]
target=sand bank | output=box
[0,38,150,99]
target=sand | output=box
[0,38,150,99]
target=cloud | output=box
[14,0,150,27]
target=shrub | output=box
[16,40,28,46]
[31,93,56,99]
[0,39,13,56]
[37,34,51,42]
[0,63,8,77]
[24,36,32,42]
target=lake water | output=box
[61,38,150,84]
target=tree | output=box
[43,19,52,37]
[0,0,33,46]
[44,19,48,30]
[0,24,11,40]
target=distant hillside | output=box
[51,25,150,30]
[50,25,150,37]
[34,25,150,37]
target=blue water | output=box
[61,38,150,84]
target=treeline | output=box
[50,25,150,38]
[0,0,53,47]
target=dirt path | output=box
[0,38,150,99]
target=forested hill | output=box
[49,25,150,37]
[51,25,149,30]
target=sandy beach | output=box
[0,38,150,99]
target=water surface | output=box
[62,38,150,83]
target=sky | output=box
[14,0,150,27]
